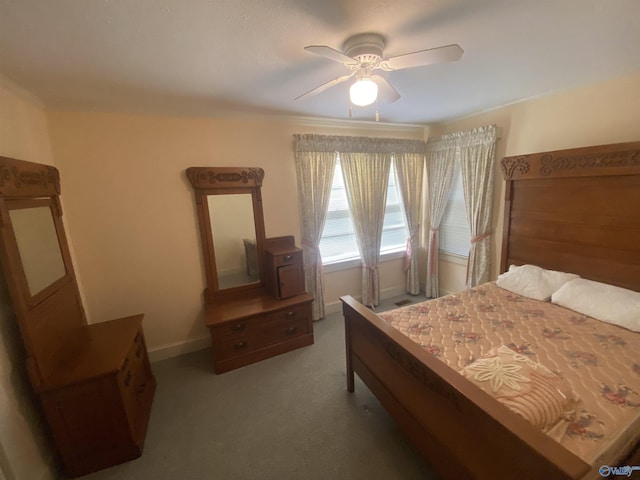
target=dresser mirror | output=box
[9,201,67,297]
[207,193,259,289]
[186,167,266,301]
[0,163,74,310]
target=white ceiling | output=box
[1,0,639,125]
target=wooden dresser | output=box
[0,157,155,477]
[39,315,155,476]
[206,291,314,373]
[186,167,314,374]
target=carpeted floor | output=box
[77,296,440,480]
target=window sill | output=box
[439,251,468,266]
[323,249,406,273]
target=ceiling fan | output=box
[295,33,463,107]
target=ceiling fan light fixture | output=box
[349,78,378,106]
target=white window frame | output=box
[320,156,409,270]
[439,161,471,259]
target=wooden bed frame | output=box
[341,141,640,480]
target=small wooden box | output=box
[264,236,306,299]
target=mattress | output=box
[378,282,640,469]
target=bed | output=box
[341,141,640,480]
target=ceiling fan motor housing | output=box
[297,32,463,106]
[343,33,385,65]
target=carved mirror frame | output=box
[0,157,76,309]
[186,167,266,302]
[0,156,85,385]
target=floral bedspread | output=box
[378,282,640,465]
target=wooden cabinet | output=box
[186,168,314,374]
[38,316,156,477]
[264,236,305,299]
[206,291,314,373]
[0,157,156,478]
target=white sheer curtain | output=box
[394,151,425,295]
[294,134,426,307]
[425,135,457,298]
[340,151,391,307]
[293,135,336,320]
[459,125,497,288]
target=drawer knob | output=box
[231,323,245,333]
[233,341,248,350]
[283,255,293,261]
[286,311,296,317]
[285,327,297,336]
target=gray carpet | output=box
[78,296,440,480]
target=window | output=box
[439,163,471,257]
[319,157,409,265]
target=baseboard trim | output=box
[148,336,210,363]
[324,284,409,316]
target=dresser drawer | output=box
[205,291,315,374]
[119,329,151,422]
[120,331,142,388]
[263,303,309,323]
[212,315,261,339]
[212,335,255,359]
[210,315,261,358]
[257,303,311,347]
[257,316,309,347]
[272,250,302,267]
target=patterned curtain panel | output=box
[459,125,497,288]
[394,152,424,295]
[425,135,457,298]
[340,151,391,307]
[293,135,336,320]
[294,134,426,308]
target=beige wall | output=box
[46,112,425,358]
[0,77,56,480]
[433,71,640,294]
[2,67,639,480]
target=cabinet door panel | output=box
[278,264,304,298]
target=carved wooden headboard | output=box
[500,141,640,292]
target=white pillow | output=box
[496,264,579,301]
[552,278,640,332]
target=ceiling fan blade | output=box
[384,44,463,71]
[295,73,355,101]
[371,75,401,103]
[304,45,358,65]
